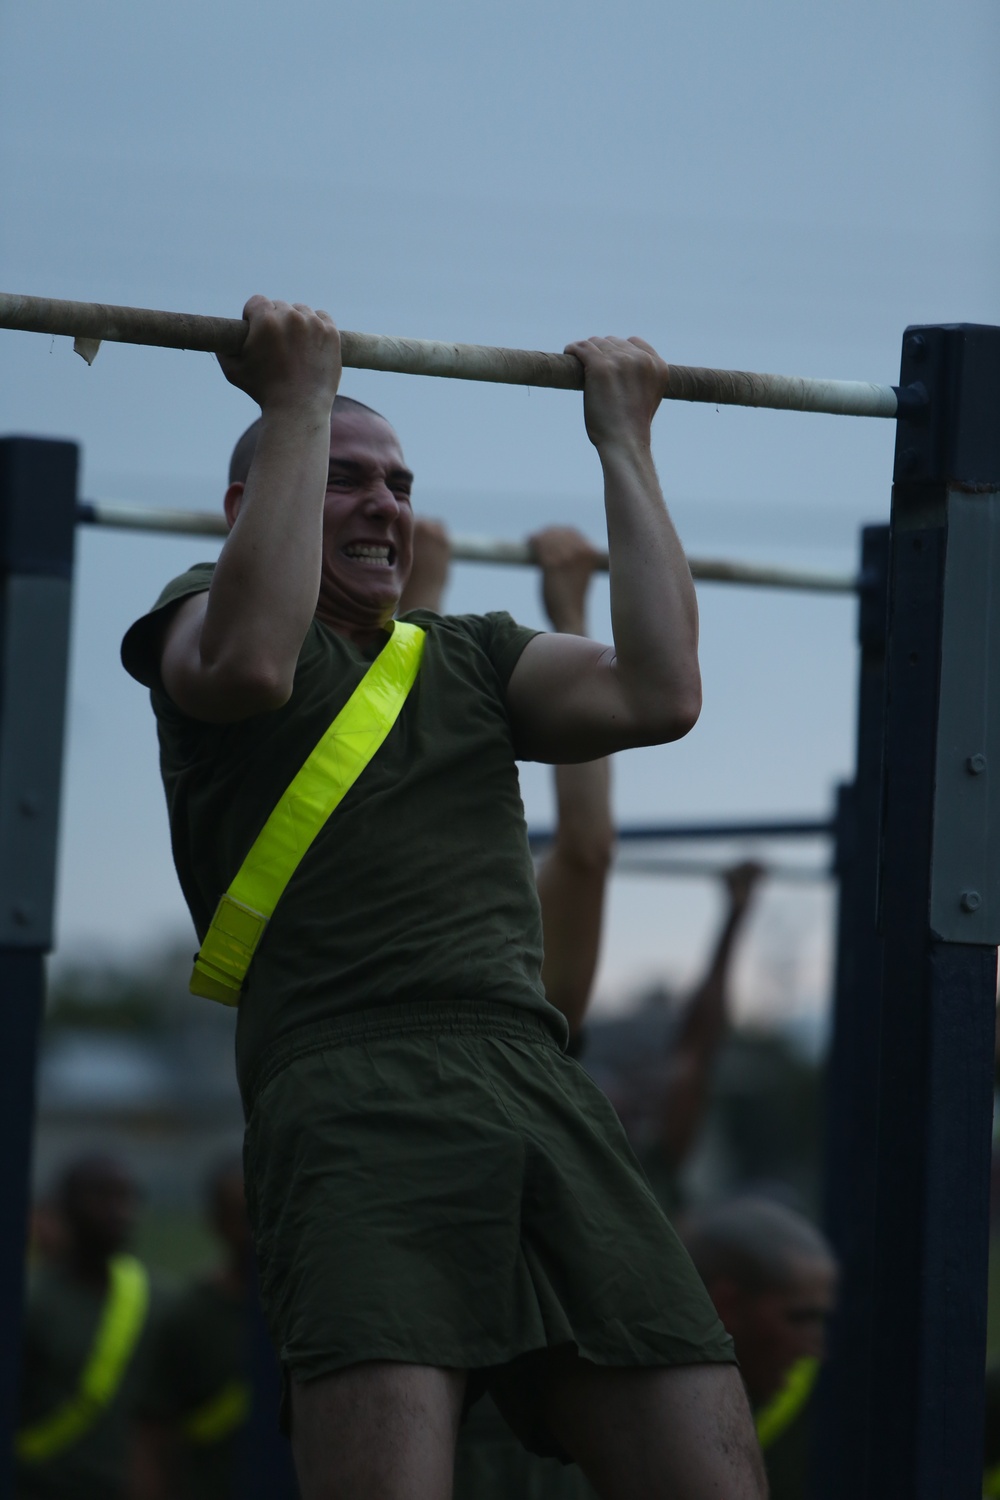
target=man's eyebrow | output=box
[327,459,414,486]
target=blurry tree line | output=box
[45,949,824,1211]
[46,942,225,1034]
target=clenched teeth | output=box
[343,543,393,566]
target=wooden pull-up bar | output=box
[76,500,857,595]
[0,292,912,420]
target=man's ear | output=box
[224,482,245,529]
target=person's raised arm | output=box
[397,517,452,614]
[657,862,764,1170]
[531,528,615,1038]
[160,296,342,723]
[506,336,700,763]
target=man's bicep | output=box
[159,593,219,720]
[161,592,293,723]
[506,632,628,761]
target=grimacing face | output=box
[316,405,415,627]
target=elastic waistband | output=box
[244,999,566,1112]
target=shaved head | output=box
[228,395,388,485]
[57,1152,134,1213]
[681,1197,833,1296]
[55,1152,138,1259]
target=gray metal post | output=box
[0,438,77,1500]
[865,326,1000,1498]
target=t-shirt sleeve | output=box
[120,562,217,690]
[447,610,541,690]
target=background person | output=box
[16,1154,153,1500]
[130,1160,255,1500]
[401,519,609,1500]
[399,518,614,1047]
[681,1196,837,1500]
[401,521,773,1500]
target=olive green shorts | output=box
[242,1001,734,1453]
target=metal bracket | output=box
[0,575,73,948]
[930,490,1000,942]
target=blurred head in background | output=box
[681,1195,836,1406]
[57,1153,139,1267]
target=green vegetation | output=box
[45,941,214,1034]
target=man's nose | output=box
[363,481,402,517]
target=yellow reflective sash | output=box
[190,620,426,1004]
[985,1459,1000,1498]
[17,1255,150,1463]
[755,1355,819,1451]
[181,1378,251,1445]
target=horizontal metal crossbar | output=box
[528,817,835,848]
[0,292,912,419]
[75,502,857,595]
[614,854,830,884]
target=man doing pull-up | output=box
[122,296,766,1500]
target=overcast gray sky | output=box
[1,0,998,1025]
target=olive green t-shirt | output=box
[17,1263,159,1500]
[122,565,556,1097]
[635,1143,682,1220]
[135,1279,246,1500]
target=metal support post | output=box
[0,438,77,1500]
[816,524,889,1498]
[865,325,1000,1499]
[238,1264,298,1500]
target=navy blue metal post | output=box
[239,1266,299,1499]
[865,326,1000,1498]
[816,524,889,1498]
[0,438,77,1500]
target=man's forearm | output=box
[600,438,701,739]
[199,402,330,692]
[504,339,701,761]
[551,758,614,868]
